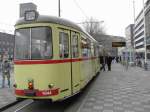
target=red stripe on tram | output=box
[14,57,98,65]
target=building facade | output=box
[134,9,145,59]
[125,24,134,48]
[145,0,150,59]
[94,34,125,57]
[0,32,14,60]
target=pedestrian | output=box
[116,56,119,63]
[119,56,122,63]
[106,56,112,71]
[2,60,11,88]
[125,58,129,70]
[99,56,106,71]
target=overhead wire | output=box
[73,0,89,20]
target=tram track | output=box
[2,99,33,112]
[14,100,34,112]
[0,99,24,112]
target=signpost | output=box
[112,42,126,47]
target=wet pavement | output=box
[77,64,150,112]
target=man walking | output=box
[106,56,112,71]
[2,60,11,88]
[99,56,105,71]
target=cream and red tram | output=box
[14,12,100,101]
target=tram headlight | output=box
[48,83,54,89]
[24,10,38,21]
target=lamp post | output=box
[132,0,136,65]
[58,0,61,17]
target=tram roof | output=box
[15,15,97,42]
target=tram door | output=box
[71,31,80,94]
[58,29,72,97]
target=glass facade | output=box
[0,33,14,60]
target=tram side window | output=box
[91,43,94,57]
[94,45,96,57]
[81,37,88,57]
[96,46,100,57]
[59,32,69,58]
[87,39,91,57]
[72,35,79,58]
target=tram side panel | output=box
[14,64,66,101]
[91,44,97,77]
[95,45,101,74]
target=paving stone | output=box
[102,110,113,112]
[77,64,150,112]
[93,105,103,110]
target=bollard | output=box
[144,62,148,71]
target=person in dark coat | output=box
[99,56,105,71]
[2,60,11,88]
[116,56,119,63]
[106,56,112,71]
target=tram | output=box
[14,11,101,101]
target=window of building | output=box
[134,19,143,30]
[59,32,69,58]
[135,44,144,49]
[134,31,144,40]
[7,42,9,45]
[135,38,144,44]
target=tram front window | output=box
[15,27,52,60]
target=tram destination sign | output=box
[112,42,126,47]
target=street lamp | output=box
[58,0,61,17]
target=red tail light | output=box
[28,82,34,89]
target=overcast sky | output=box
[0,0,146,36]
